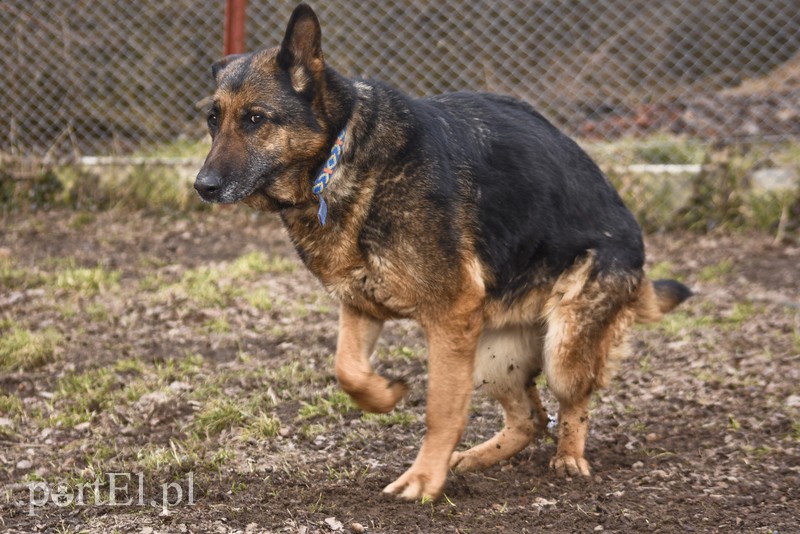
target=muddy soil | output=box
[1,208,798,533]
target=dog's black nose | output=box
[194,169,222,199]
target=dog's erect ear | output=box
[277,3,324,93]
[211,54,248,84]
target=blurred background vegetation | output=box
[0,0,798,237]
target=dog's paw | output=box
[383,466,445,501]
[449,450,483,473]
[356,378,409,414]
[549,454,591,477]
[449,451,467,470]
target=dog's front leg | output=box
[334,303,408,413]
[383,304,482,501]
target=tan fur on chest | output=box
[326,261,419,319]
[284,209,420,319]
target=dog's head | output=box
[195,3,333,209]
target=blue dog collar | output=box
[311,127,347,226]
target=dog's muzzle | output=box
[194,169,222,202]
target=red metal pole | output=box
[224,0,247,55]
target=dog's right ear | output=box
[211,53,248,84]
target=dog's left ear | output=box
[277,3,324,94]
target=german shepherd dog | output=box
[195,3,691,501]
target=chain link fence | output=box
[1,0,799,160]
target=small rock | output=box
[169,381,192,392]
[0,417,13,428]
[136,391,169,410]
[141,528,154,534]
[531,497,557,508]
[350,523,366,534]
[324,517,343,531]
[245,523,260,534]
[279,427,291,437]
[16,459,32,470]
[645,433,659,443]
[651,469,669,479]
[74,421,91,432]
[632,461,644,470]
[786,395,800,408]
[594,526,604,532]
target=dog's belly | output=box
[473,326,544,399]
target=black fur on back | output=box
[335,82,645,304]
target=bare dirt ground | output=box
[1,208,798,533]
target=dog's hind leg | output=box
[334,303,408,413]
[450,383,548,472]
[450,327,548,472]
[542,258,638,477]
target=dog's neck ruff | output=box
[312,127,347,226]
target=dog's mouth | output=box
[194,165,305,213]
[193,177,260,204]
[194,165,278,205]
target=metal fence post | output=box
[224,0,247,55]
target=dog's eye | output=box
[249,113,264,125]
[207,112,219,128]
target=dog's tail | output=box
[634,278,693,324]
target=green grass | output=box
[0,326,61,371]
[790,421,800,442]
[654,311,715,337]
[298,389,356,420]
[68,211,96,230]
[192,398,248,435]
[247,413,282,438]
[648,260,678,281]
[376,345,424,363]
[52,264,120,295]
[159,253,295,310]
[0,393,25,419]
[582,134,707,167]
[136,439,199,472]
[362,410,417,427]
[153,353,205,383]
[203,316,231,334]
[267,361,325,391]
[301,422,327,439]
[113,357,146,375]
[230,251,296,277]
[245,288,273,311]
[54,368,118,422]
[176,266,238,308]
[85,301,110,322]
[698,259,734,282]
[326,463,370,482]
[725,301,760,327]
[113,167,198,212]
[0,258,44,290]
[654,300,760,337]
